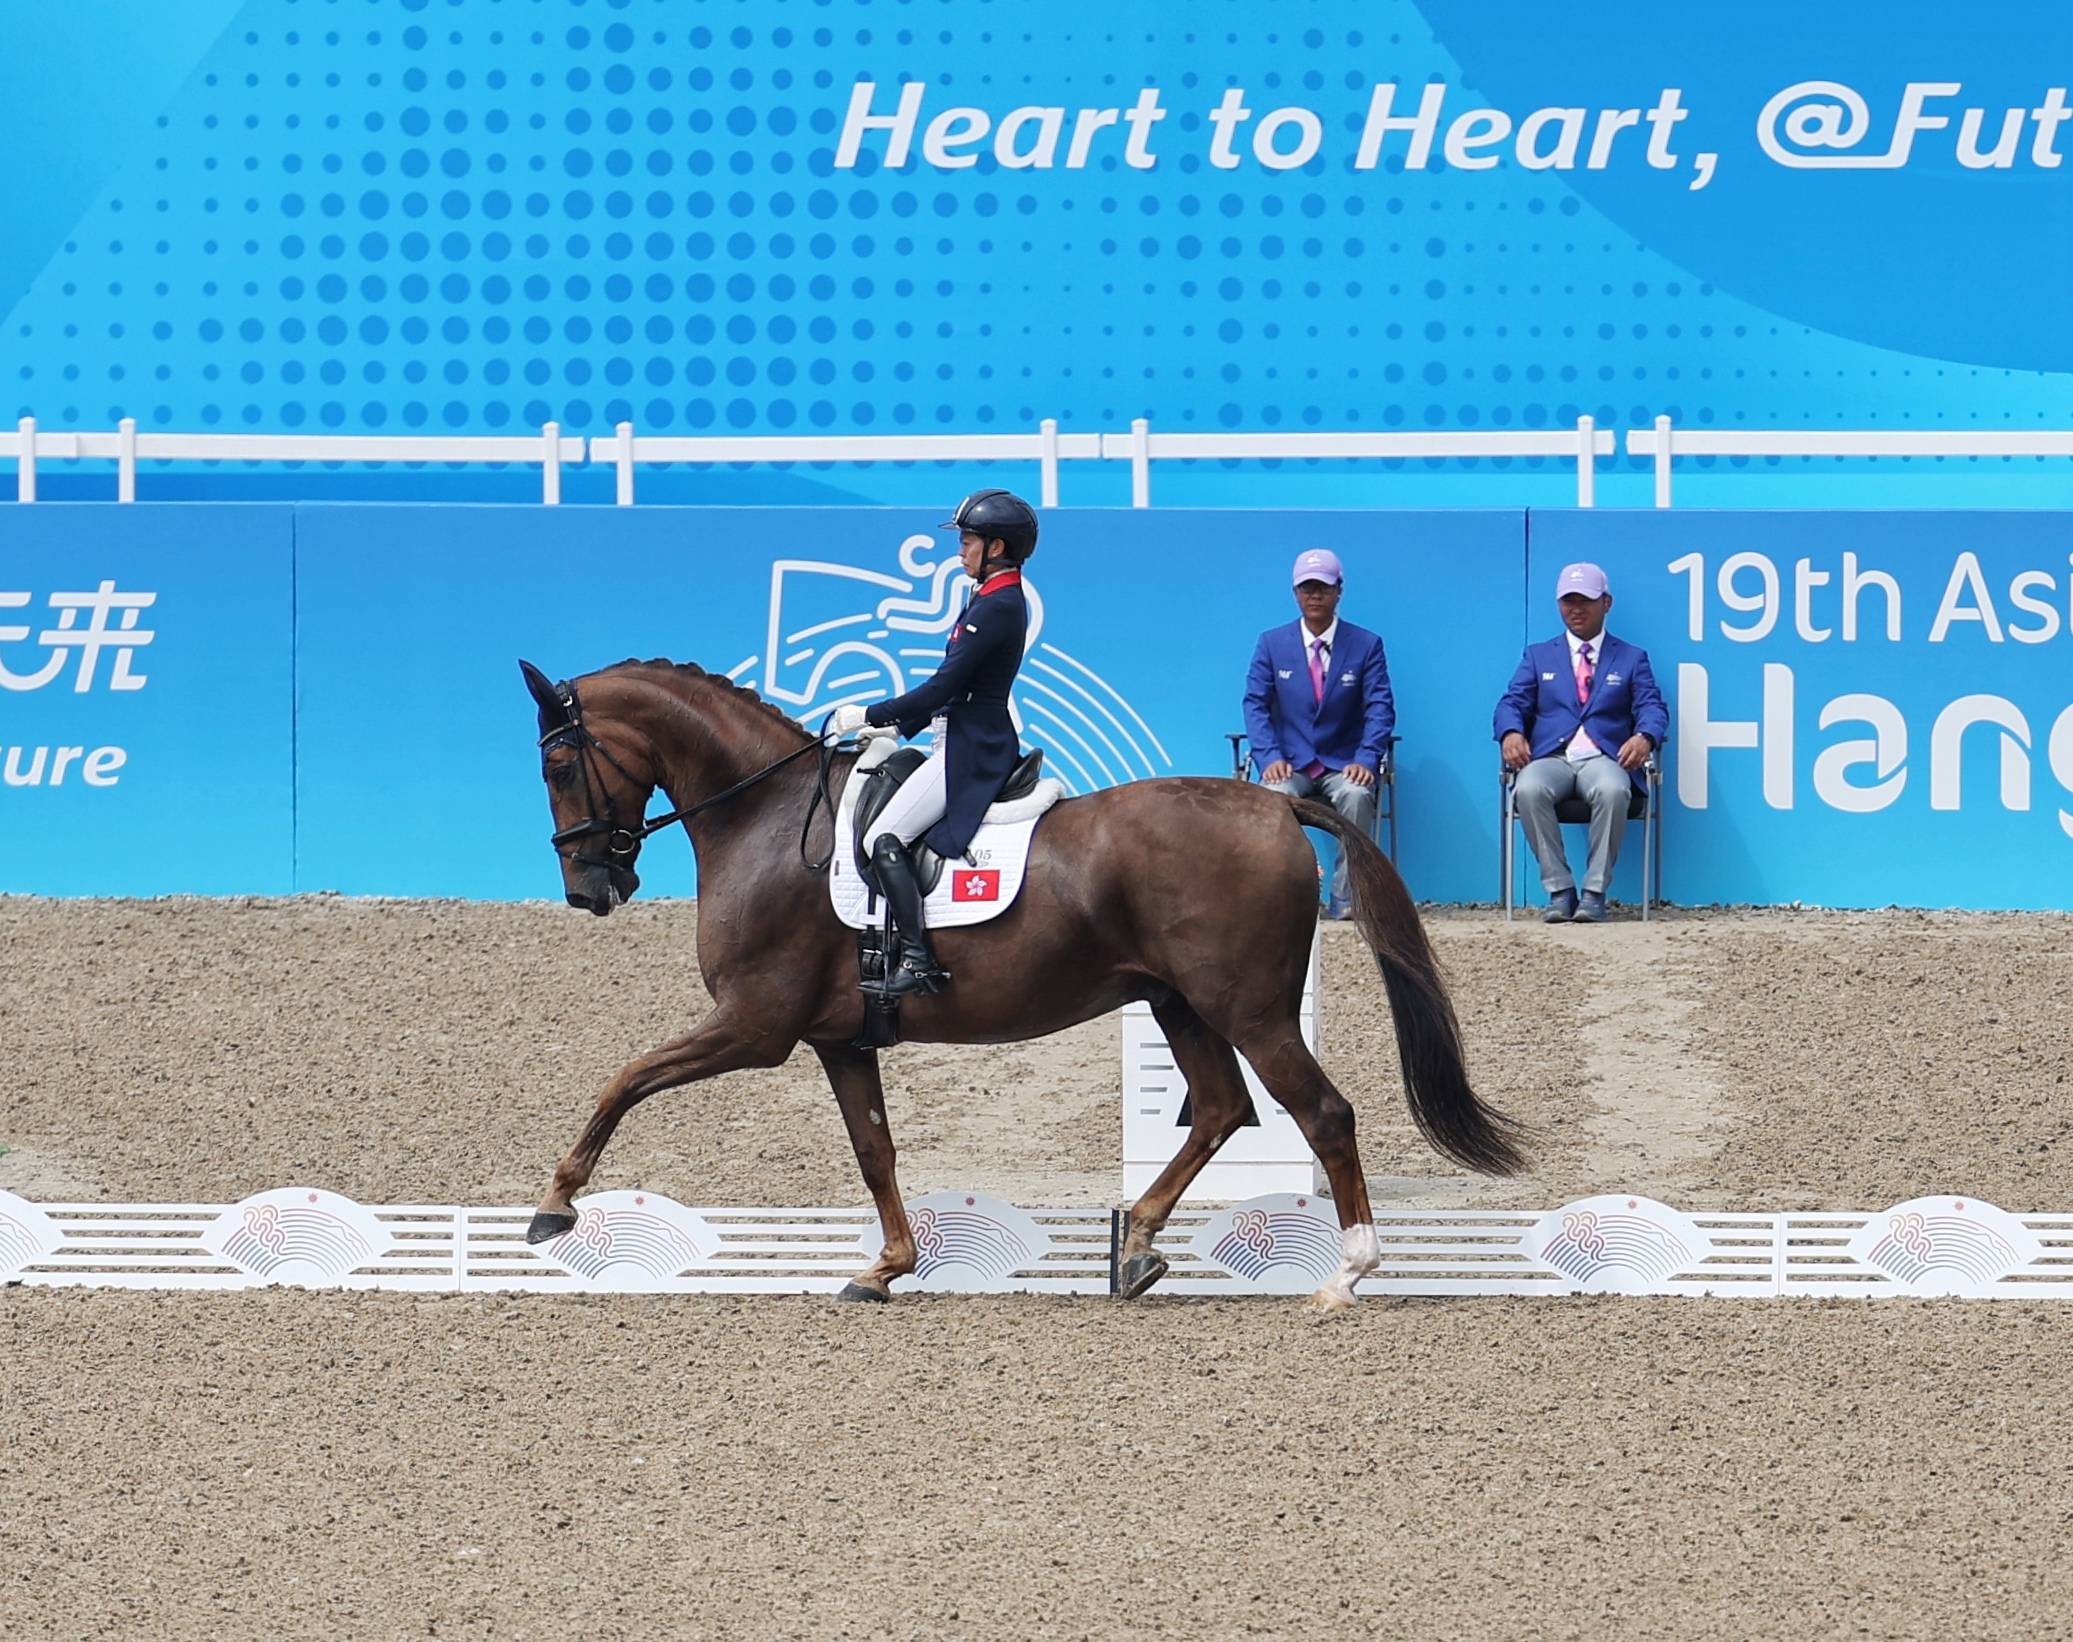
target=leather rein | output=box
[540,677,841,876]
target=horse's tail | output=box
[1288,797,1529,1176]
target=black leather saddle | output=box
[850,746,1046,898]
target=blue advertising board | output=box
[1531,511,2073,909]
[0,504,294,894]
[18,501,2073,910]
[292,504,1526,901]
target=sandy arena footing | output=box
[4,897,2071,1640]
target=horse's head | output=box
[521,659,654,916]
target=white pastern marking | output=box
[1319,1222,1381,1305]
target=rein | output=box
[541,678,835,874]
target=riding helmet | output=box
[942,488,1039,564]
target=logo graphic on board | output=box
[1195,1196,1342,1286]
[1850,1197,2036,1293]
[1528,1196,1695,1289]
[723,535,1169,795]
[0,1192,58,1280]
[894,1192,1039,1285]
[548,1192,706,1281]
[203,1188,383,1283]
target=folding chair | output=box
[1501,755,1661,921]
[1227,732,1397,862]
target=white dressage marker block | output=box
[1121,933,1321,1203]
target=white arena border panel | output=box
[5,1188,2072,1300]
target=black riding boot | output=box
[866,834,950,997]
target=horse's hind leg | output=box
[1237,1023,1380,1313]
[1117,997,1257,1299]
[813,1042,915,1302]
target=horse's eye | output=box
[547,761,577,788]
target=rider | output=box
[828,488,1038,998]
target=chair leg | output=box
[1654,792,1664,912]
[1502,782,1515,922]
[1641,803,1653,923]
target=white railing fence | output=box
[5,416,588,505]
[12,412,2073,507]
[590,419,1101,507]
[1628,416,2073,507]
[1102,416,1614,507]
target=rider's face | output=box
[959,531,990,578]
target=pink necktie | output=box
[1309,638,1327,704]
[1574,641,1593,705]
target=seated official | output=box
[1242,547,1396,919]
[1494,562,1667,924]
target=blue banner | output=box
[0,504,293,894]
[19,502,2073,911]
[293,505,1525,902]
[6,3,2073,508]
[1531,511,2073,909]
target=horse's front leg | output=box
[812,1042,915,1302]
[526,1011,794,1243]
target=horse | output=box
[518,657,1526,1310]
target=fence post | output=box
[117,418,137,502]
[1129,417,1150,508]
[1574,414,1596,507]
[541,421,563,506]
[1653,414,1673,508]
[613,421,635,506]
[16,416,34,502]
[1038,418,1060,508]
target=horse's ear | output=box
[519,659,562,715]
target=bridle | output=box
[538,677,829,880]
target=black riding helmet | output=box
[943,488,1038,566]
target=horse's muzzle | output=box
[566,862,639,916]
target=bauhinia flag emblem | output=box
[952,869,1001,902]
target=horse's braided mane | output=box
[596,656,807,733]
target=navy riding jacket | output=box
[865,569,1029,857]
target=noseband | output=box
[539,677,831,876]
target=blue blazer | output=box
[1243,619,1395,773]
[1492,633,1668,786]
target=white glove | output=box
[829,704,879,738]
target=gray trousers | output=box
[1514,755,1630,895]
[1265,768,1377,905]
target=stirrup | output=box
[870,950,950,998]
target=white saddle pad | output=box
[827,737,1066,931]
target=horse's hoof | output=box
[1308,1284,1356,1315]
[836,1280,891,1303]
[1115,1251,1169,1299]
[526,1209,577,1245]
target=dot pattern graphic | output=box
[4,0,2070,506]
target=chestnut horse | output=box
[519,657,1525,1309]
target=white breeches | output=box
[862,733,949,850]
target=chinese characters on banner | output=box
[0,581,156,693]
[1,581,155,788]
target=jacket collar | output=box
[975,570,1022,597]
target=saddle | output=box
[849,744,1047,898]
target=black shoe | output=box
[1543,889,1578,923]
[1573,890,1609,924]
[875,944,951,998]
